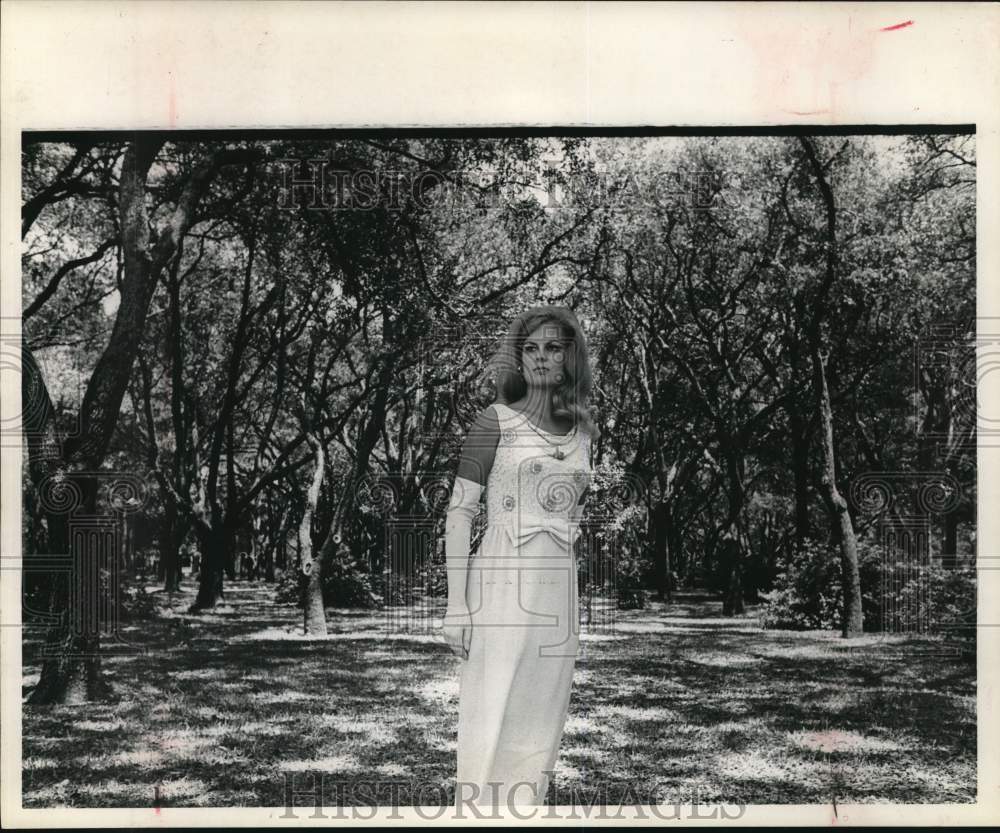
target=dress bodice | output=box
[484,403,592,542]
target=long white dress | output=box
[456,402,592,807]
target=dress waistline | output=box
[485,512,581,549]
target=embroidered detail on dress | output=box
[484,409,592,528]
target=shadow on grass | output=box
[22,584,975,807]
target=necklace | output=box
[522,418,578,460]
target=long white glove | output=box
[441,475,481,659]
[445,475,482,610]
[569,497,586,544]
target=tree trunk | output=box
[224,416,238,581]
[161,498,182,592]
[942,513,959,569]
[719,446,748,615]
[28,473,113,705]
[25,139,166,704]
[25,140,258,702]
[789,407,813,549]
[301,556,327,636]
[720,528,744,616]
[652,501,672,602]
[265,528,277,581]
[798,136,864,637]
[164,253,186,593]
[812,343,864,635]
[299,431,328,635]
[191,523,226,611]
[188,414,226,611]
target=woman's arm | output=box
[441,406,500,658]
[569,434,592,540]
[455,404,501,487]
[445,405,500,611]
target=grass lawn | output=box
[21,581,975,808]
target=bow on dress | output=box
[499,512,581,549]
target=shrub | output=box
[273,568,298,604]
[614,546,647,609]
[760,533,976,636]
[272,536,382,610]
[119,577,158,620]
[874,561,976,637]
[617,586,646,610]
[759,537,840,630]
[322,551,381,609]
[930,565,976,639]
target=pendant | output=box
[552,448,565,460]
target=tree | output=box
[796,136,863,636]
[24,138,258,703]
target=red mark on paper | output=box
[880,20,914,32]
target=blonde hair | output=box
[487,305,600,440]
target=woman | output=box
[438,305,599,808]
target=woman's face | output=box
[521,322,570,388]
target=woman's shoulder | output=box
[486,401,519,426]
[470,403,503,432]
[457,405,503,485]
[575,425,594,454]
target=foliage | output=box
[20,134,977,661]
[118,577,158,621]
[321,551,381,609]
[760,533,976,636]
[273,554,381,609]
[759,536,879,630]
[872,561,976,638]
[272,568,298,605]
